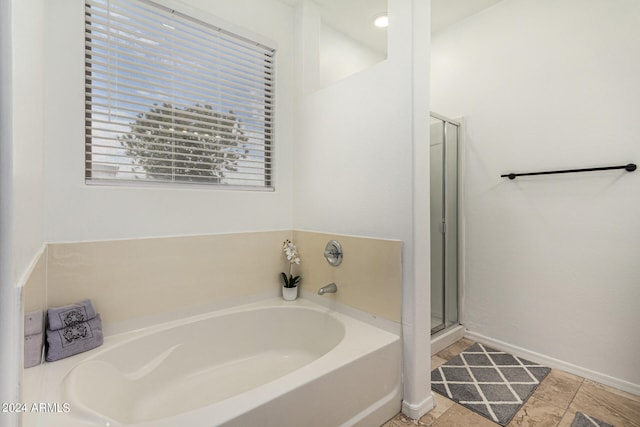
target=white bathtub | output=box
[24,298,401,427]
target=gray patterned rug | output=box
[431,342,550,426]
[570,412,615,427]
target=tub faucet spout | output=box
[318,283,337,295]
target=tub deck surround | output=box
[23,298,402,427]
[22,230,405,426]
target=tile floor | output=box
[382,339,640,427]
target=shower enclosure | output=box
[430,112,460,335]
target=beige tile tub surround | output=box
[293,230,402,323]
[22,247,47,313]
[30,229,401,332]
[46,231,292,324]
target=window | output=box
[85,0,275,189]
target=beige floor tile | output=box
[556,408,623,427]
[507,396,565,427]
[415,412,437,427]
[532,369,584,411]
[384,395,458,427]
[431,403,498,427]
[582,379,640,405]
[389,412,430,426]
[418,393,457,426]
[431,355,448,370]
[381,413,404,427]
[435,338,475,361]
[567,379,640,427]
[556,409,579,427]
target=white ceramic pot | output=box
[282,285,298,301]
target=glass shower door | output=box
[430,114,459,334]
[430,118,445,333]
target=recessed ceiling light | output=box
[374,14,389,28]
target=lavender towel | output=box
[24,333,43,368]
[45,314,103,362]
[24,310,44,336]
[47,299,97,331]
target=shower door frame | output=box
[429,112,465,337]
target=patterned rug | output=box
[570,412,615,427]
[431,342,551,426]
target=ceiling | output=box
[278,0,504,52]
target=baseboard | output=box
[464,330,640,397]
[401,392,435,420]
[431,325,466,355]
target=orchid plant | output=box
[281,240,301,288]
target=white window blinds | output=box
[85,0,275,189]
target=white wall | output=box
[431,0,640,390]
[294,0,433,417]
[0,0,47,423]
[319,22,386,88]
[0,0,15,419]
[44,0,296,243]
[12,0,46,277]
[294,6,413,241]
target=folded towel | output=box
[24,333,43,368]
[24,310,44,336]
[47,299,97,331]
[46,314,103,362]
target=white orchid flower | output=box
[281,240,301,287]
[282,240,300,264]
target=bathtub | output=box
[24,298,401,427]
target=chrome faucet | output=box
[318,283,337,295]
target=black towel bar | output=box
[501,163,637,180]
